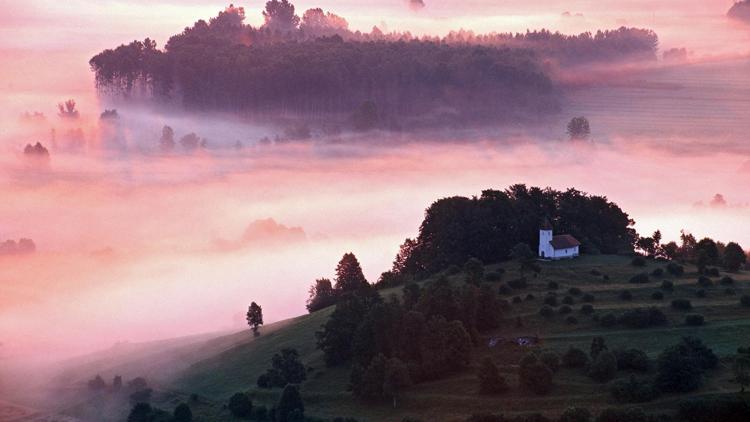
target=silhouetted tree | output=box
[276,384,304,422]
[263,0,300,33]
[57,99,79,119]
[87,374,106,391]
[463,257,484,286]
[510,242,536,277]
[159,125,175,151]
[306,278,336,312]
[173,403,193,422]
[228,392,253,418]
[257,348,306,388]
[113,375,123,390]
[723,242,747,272]
[334,252,369,293]
[567,117,590,140]
[246,301,264,336]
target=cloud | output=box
[213,218,306,252]
[408,0,425,11]
[693,193,748,209]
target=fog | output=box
[1,0,750,413]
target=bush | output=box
[725,288,736,295]
[568,287,582,296]
[594,408,649,422]
[565,315,579,325]
[173,403,193,422]
[580,304,595,315]
[619,290,633,301]
[562,347,589,368]
[539,306,554,318]
[485,271,503,282]
[512,296,522,304]
[695,289,707,298]
[499,284,512,295]
[660,280,674,291]
[600,313,617,327]
[539,351,560,373]
[588,351,618,382]
[706,267,720,277]
[741,295,750,307]
[671,298,692,310]
[614,349,649,371]
[602,275,610,281]
[651,291,664,300]
[562,296,575,305]
[519,354,554,395]
[651,268,664,277]
[677,395,750,422]
[559,407,592,422]
[228,393,253,418]
[582,293,595,302]
[525,294,535,301]
[720,276,734,285]
[685,314,705,326]
[618,307,667,329]
[610,376,659,403]
[631,256,646,267]
[697,276,712,288]
[656,337,717,393]
[629,273,649,284]
[666,262,684,276]
[547,281,559,290]
[508,278,528,289]
[558,305,572,315]
[544,295,558,307]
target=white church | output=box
[538,218,580,260]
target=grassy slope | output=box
[62,255,750,421]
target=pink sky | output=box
[0,0,749,362]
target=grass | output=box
[60,255,750,421]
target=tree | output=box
[478,357,507,394]
[662,241,679,260]
[306,278,336,312]
[316,288,381,366]
[173,403,193,422]
[334,253,369,293]
[567,116,590,140]
[88,374,106,391]
[419,316,472,379]
[510,242,536,277]
[228,392,253,418]
[723,242,747,272]
[383,357,411,408]
[180,133,201,151]
[159,125,175,151]
[734,354,750,393]
[270,348,306,385]
[590,336,607,359]
[588,351,618,382]
[696,237,719,273]
[655,337,717,393]
[276,384,304,422]
[127,403,153,422]
[57,99,79,119]
[128,377,148,390]
[113,375,123,391]
[519,353,554,395]
[263,0,300,33]
[463,257,484,285]
[246,302,264,336]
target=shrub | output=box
[588,351,618,382]
[609,376,659,403]
[499,284,512,295]
[651,291,664,300]
[614,349,649,371]
[741,295,750,307]
[671,298,692,310]
[580,304,594,315]
[544,295,558,306]
[706,267,720,277]
[559,407,592,422]
[508,278,528,289]
[562,347,590,368]
[594,408,649,422]
[600,313,617,327]
[695,289,707,298]
[539,306,554,318]
[602,275,610,281]
[631,256,646,267]
[558,305,572,315]
[228,393,253,418]
[619,290,633,301]
[485,271,503,282]
[720,276,734,285]
[173,403,193,422]
[478,358,508,394]
[677,395,750,422]
[512,296,522,304]
[582,293,595,302]
[618,307,667,329]
[725,288,736,295]
[547,281,559,290]
[656,337,717,393]
[539,351,560,373]
[660,280,673,291]
[666,262,684,276]
[697,276,712,288]
[562,296,575,305]
[519,354,554,395]
[651,268,664,277]
[685,314,705,326]
[628,273,649,284]
[525,294,535,301]
[565,315,579,325]
[568,287,582,296]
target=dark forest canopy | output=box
[89,2,658,122]
[390,185,637,277]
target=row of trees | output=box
[306,253,369,313]
[636,230,747,272]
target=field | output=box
[50,255,750,421]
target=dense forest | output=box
[89,2,658,124]
[384,185,637,278]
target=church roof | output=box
[550,234,581,250]
[540,218,553,230]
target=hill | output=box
[77,254,749,422]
